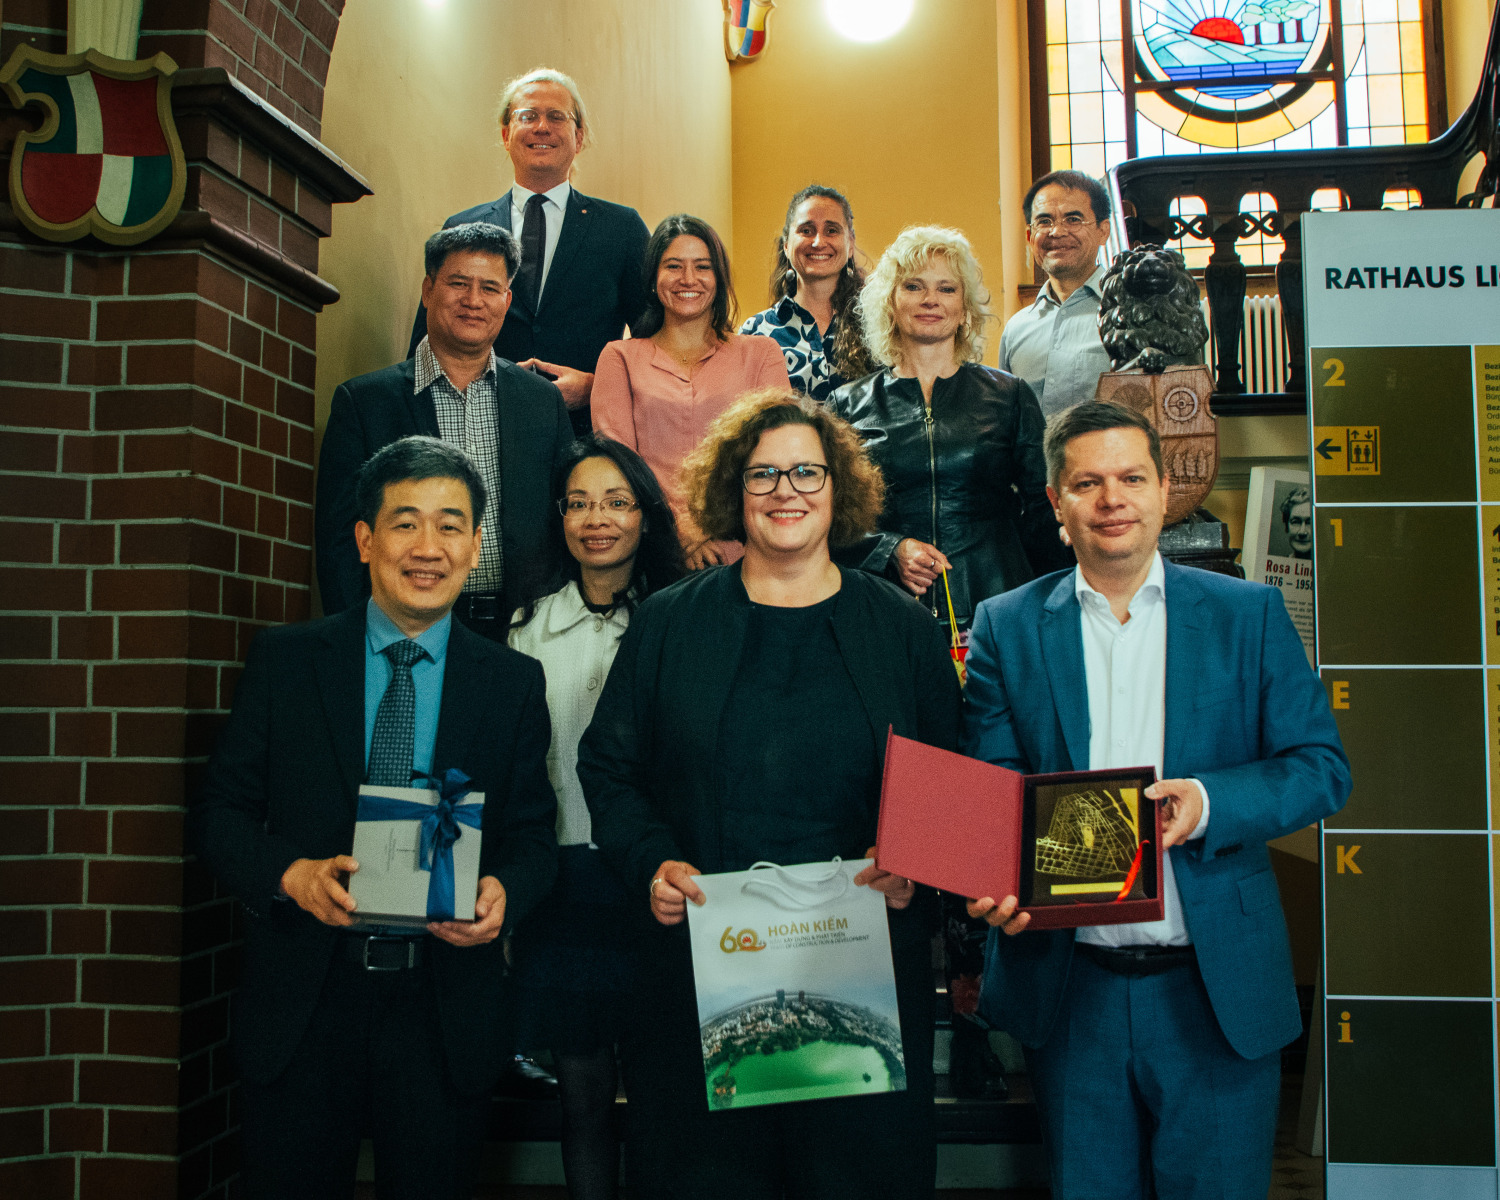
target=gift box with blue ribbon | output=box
[348,769,484,928]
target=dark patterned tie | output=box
[518,193,546,310]
[367,639,428,787]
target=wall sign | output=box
[1305,209,1500,1200]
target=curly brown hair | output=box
[768,185,876,382]
[681,388,885,548]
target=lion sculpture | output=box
[1097,245,1207,374]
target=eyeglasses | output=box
[741,464,829,495]
[510,108,578,128]
[1029,214,1098,232]
[559,497,639,517]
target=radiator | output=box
[1201,294,1288,393]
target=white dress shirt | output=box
[508,581,628,845]
[1073,553,1210,948]
[508,180,571,301]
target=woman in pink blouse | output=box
[592,214,789,569]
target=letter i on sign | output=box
[1338,1011,1353,1043]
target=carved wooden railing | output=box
[1110,1,1499,416]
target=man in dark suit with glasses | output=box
[407,66,651,436]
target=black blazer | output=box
[189,606,559,1095]
[408,189,651,414]
[576,565,962,899]
[314,356,573,617]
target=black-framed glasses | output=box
[511,108,578,128]
[741,464,829,495]
[559,497,639,517]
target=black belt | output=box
[1077,942,1196,977]
[338,933,426,972]
[454,593,501,622]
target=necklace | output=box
[658,336,705,369]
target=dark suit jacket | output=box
[964,562,1351,1061]
[314,356,573,617]
[189,606,558,1095]
[408,188,651,428]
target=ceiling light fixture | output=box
[824,0,915,43]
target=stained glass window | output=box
[1039,0,1435,166]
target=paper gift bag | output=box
[684,858,905,1111]
[348,769,483,928]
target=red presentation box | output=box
[875,731,1163,930]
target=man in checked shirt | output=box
[317,223,573,638]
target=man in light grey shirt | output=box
[998,170,1115,419]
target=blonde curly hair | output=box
[681,388,885,548]
[858,225,991,368]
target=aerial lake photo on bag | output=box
[701,990,906,1109]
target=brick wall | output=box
[0,3,357,1197]
[0,1,341,138]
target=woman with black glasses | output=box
[507,435,684,1200]
[578,389,960,1198]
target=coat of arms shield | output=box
[1,47,185,245]
[723,0,777,61]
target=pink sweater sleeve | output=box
[590,342,638,448]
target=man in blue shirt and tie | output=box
[963,402,1349,1199]
[192,437,557,1198]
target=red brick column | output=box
[0,4,359,1196]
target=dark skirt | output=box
[510,844,635,1056]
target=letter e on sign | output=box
[1332,681,1350,709]
[1335,844,1361,874]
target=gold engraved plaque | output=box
[1034,786,1141,896]
[1021,774,1157,909]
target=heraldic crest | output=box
[1,47,186,245]
[723,1,777,62]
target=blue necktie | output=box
[367,639,428,787]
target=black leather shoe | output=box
[497,1054,558,1098]
[949,1024,1009,1101]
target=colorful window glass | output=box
[1040,0,1434,165]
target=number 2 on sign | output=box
[1323,358,1346,387]
[1330,517,1343,546]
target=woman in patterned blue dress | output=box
[740,184,874,401]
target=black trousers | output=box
[620,909,936,1200]
[238,953,488,1200]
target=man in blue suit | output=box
[964,401,1349,1200]
[408,67,650,436]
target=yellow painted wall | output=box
[729,0,1009,361]
[313,0,732,433]
[1445,0,1497,126]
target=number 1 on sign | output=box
[1330,517,1343,546]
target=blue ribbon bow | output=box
[356,768,483,921]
